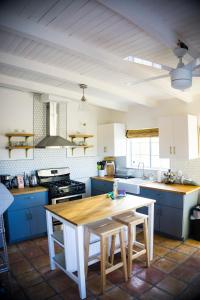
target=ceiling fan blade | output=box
[124,56,173,72]
[128,74,169,86]
[186,57,200,70]
[193,70,200,77]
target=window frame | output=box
[126,137,169,170]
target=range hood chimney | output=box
[35,102,75,148]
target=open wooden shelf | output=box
[5,133,34,137]
[5,133,34,158]
[69,134,94,139]
[69,133,94,156]
[71,145,93,155]
[6,146,34,150]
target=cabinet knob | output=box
[170,146,172,155]
[173,146,176,155]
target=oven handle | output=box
[51,193,85,202]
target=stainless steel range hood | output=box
[35,102,75,148]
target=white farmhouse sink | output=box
[117,178,150,195]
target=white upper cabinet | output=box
[98,123,126,157]
[159,115,198,160]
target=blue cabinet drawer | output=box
[140,188,161,202]
[8,192,48,211]
[140,188,183,208]
[91,179,113,193]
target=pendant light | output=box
[79,84,89,111]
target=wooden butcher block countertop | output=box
[45,193,155,226]
[11,186,48,195]
[140,182,200,194]
[92,176,200,194]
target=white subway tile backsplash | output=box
[0,95,98,183]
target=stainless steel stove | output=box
[37,167,86,204]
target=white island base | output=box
[45,195,155,299]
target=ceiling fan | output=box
[124,40,200,90]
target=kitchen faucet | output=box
[138,162,145,178]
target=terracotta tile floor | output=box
[0,233,200,300]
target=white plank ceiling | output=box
[0,0,199,110]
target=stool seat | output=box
[87,219,125,236]
[113,211,147,226]
[85,218,128,294]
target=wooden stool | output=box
[113,211,150,278]
[84,219,128,294]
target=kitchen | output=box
[0,1,200,300]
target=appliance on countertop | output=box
[37,167,86,205]
[29,174,38,187]
[104,157,116,176]
[0,175,13,190]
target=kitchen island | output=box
[45,193,155,299]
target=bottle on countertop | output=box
[113,179,119,199]
[24,173,30,187]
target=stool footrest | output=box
[105,262,124,275]
[132,249,146,260]
[134,241,145,249]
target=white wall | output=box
[0,87,34,160]
[0,87,114,195]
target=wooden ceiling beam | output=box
[0,74,129,112]
[0,9,192,104]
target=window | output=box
[127,137,170,169]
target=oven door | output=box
[51,193,84,205]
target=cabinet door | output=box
[159,206,182,239]
[7,209,31,243]
[173,115,198,160]
[113,124,126,156]
[29,206,47,236]
[137,205,160,232]
[98,124,114,157]
[159,116,173,158]
[173,115,188,159]
[91,179,113,193]
[154,205,160,232]
[91,189,104,196]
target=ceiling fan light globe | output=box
[173,47,187,58]
[171,68,192,90]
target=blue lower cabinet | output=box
[159,206,182,238]
[91,179,113,196]
[137,205,160,232]
[5,191,48,243]
[6,209,31,242]
[140,187,199,240]
[29,206,47,236]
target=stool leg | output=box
[84,227,90,278]
[143,218,150,267]
[128,224,133,278]
[105,238,109,267]
[110,234,116,265]
[100,236,107,294]
[119,229,128,282]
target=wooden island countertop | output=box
[45,193,155,226]
[91,176,200,195]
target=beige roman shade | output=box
[126,128,159,138]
